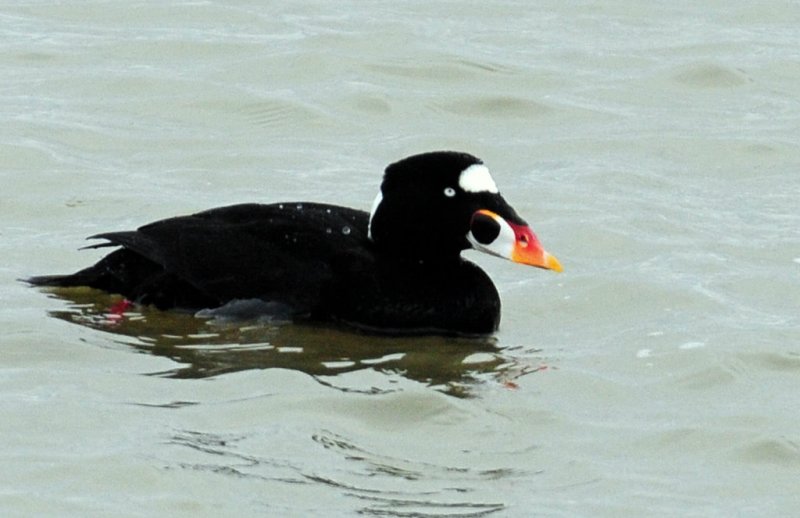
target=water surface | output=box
[2,1,800,516]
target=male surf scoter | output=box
[28,151,561,335]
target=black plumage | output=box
[28,151,561,335]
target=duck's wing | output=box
[87,202,370,311]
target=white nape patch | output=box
[458,164,498,193]
[367,190,383,240]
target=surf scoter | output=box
[28,151,561,335]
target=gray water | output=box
[3,1,800,516]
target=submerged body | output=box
[29,152,561,335]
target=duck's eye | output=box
[443,187,456,198]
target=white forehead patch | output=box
[458,164,498,193]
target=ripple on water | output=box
[670,62,750,88]
[436,95,555,119]
[734,438,800,467]
[163,423,513,517]
[233,99,329,129]
[738,351,800,374]
[307,428,511,517]
[365,58,510,82]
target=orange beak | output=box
[507,220,563,272]
[469,209,562,272]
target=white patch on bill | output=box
[467,211,514,259]
[367,190,383,240]
[458,164,499,193]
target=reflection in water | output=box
[42,287,547,397]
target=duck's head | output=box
[368,151,562,271]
